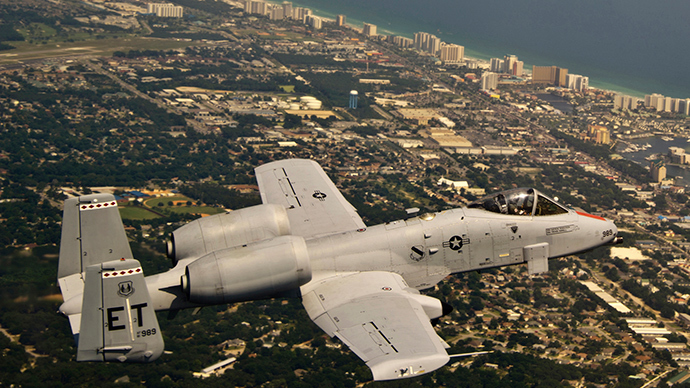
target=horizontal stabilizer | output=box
[77,258,164,362]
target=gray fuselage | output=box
[304,207,617,289]
[146,205,618,311]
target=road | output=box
[0,323,45,362]
[85,60,209,133]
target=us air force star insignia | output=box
[312,191,327,201]
[448,235,463,250]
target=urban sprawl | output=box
[2,0,690,386]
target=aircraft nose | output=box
[600,217,621,244]
[608,218,623,244]
[576,211,620,245]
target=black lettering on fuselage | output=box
[106,303,148,330]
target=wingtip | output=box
[370,353,450,381]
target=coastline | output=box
[282,0,679,100]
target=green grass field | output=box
[144,196,192,208]
[143,196,226,216]
[119,205,162,220]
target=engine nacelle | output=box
[405,293,453,321]
[182,235,312,305]
[167,204,291,264]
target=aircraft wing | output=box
[255,159,365,238]
[301,272,450,381]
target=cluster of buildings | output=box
[490,55,524,77]
[244,0,322,28]
[376,31,466,64]
[531,65,589,92]
[613,94,641,111]
[584,124,611,145]
[613,93,690,114]
[644,93,690,115]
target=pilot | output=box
[507,191,534,216]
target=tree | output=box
[283,113,302,129]
[604,266,620,282]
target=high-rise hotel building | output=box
[532,66,568,87]
[490,58,504,73]
[306,15,322,29]
[565,74,588,92]
[148,3,183,17]
[336,14,346,27]
[362,23,377,36]
[503,55,523,76]
[614,94,640,110]
[282,2,293,19]
[413,32,441,55]
[440,43,464,63]
[390,35,413,48]
[489,55,523,76]
[292,7,312,22]
[481,72,499,90]
[244,0,267,15]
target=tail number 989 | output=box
[137,328,157,338]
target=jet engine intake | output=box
[167,204,291,265]
[182,235,311,304]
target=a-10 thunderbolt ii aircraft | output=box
[57,158,621,381]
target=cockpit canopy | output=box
[467,188,569,216]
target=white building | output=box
[664,96,674,112]
[292,7,312,22]
[362,23,377,36]
[244,0,267,15]
[413,32,441,55]
[645,93,665,111]
[440,43,464,63]
[481,72,498,91]
[438,177,469,190]
[565,74,589,92]
[390,35,413,48]
[614,94,640,110]
[503,55,523,75]
[306,15,322,29]
[269,6,284,20]
[147,3,183,17]
[678,98,690,116]
[490,58,504,73]
[282,2,293,19]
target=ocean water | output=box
[289,0,690,99]
[623,137,690,182]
